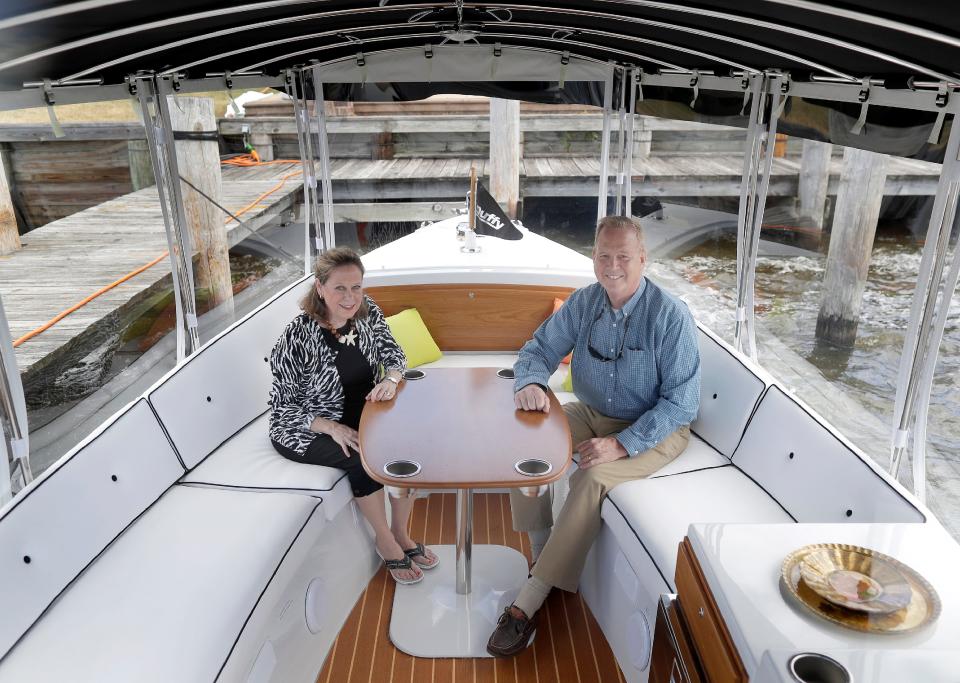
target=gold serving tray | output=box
[781,543,941,634]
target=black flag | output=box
[470,182,524,240]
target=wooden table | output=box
[360,367,571,658]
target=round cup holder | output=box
[383,460,421,478]
[515,458,553,477]
[788,654,851,683]
[496,368,515,379]
[403,369,425,381]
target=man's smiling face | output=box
[593,225,647,309]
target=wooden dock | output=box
[2,162,303,381]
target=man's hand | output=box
[577,436,627,469]
[514,384,550,413]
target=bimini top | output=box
[1,1,959,91]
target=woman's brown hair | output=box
[300,247,370,326]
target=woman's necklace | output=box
[330,320,357,346]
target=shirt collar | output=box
[603,277,647,319]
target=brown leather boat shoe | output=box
[486,606,536,657]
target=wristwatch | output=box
[384,376,400,386]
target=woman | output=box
[269,247,438,584]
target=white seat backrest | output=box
[691,328,766,458]
[149,278,308,469]
[0,399,183,661]
[732,386,923,523]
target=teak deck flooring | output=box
[317,493,626,683]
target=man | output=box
[486,215,700,657]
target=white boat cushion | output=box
[149,278,308,469]
[732,386,924,523]
[0,399,184,661]
[691,328,765,458]
[0,485,320,683]
[181,413,352,509]
[650,434,728,478]
[602,467,793,590]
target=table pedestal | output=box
[388,544,531,658]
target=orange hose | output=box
[14,158,305,348]
[13,253,169,347]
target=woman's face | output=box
[317,264,364,322]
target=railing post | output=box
[136,75,200,361]
[287,69,318,274]
[0,294,30,503]
[890,114,960,502]
[311,69,336,251]
[597,64,615,225]
[734,72,785,359]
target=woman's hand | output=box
[367,378,398,402]
[310,416,360,457]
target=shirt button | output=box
[609,373,614,377]
[612,323,617,328]
[607,398,612,402]
[610,348,615,352]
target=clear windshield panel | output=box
[0,90,305,482]
[638,116,755,347]
[750,139,958,515]
[176,89,306,347]
[0,97,178,479]
[308,85,705,258]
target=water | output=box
[668,232,960,463]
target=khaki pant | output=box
[509,401,690,592]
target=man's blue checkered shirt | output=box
[514,277,700,456]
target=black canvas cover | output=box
[1,1,958,93]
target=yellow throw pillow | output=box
[385,308,442,368]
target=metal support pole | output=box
[734,73,784,359]
[297,69,323,257]
[456,488,473,594]
[615,69,627,213]
[311,69,336,251]
[137,76,200,361]
[289,70,318,274]
[0,295,30,503]
[890,114,960,500]
[624,68,638,215]
[597,65,615,225]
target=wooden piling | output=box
[815,146,888,347]
[126,139,155,190]
[167,96,233,311]
[489,98,520,218]
[250,132,274,162]
[798,139,833,230]
[0,146,20,255]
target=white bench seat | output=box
[180,413,354,517]
[0,485,321,683]
[602,467,793,590]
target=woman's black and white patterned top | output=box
[268,296,406,454]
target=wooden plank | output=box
[0,123,146,142]
[315,493,624,683]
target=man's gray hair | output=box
[596,215,645,250]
